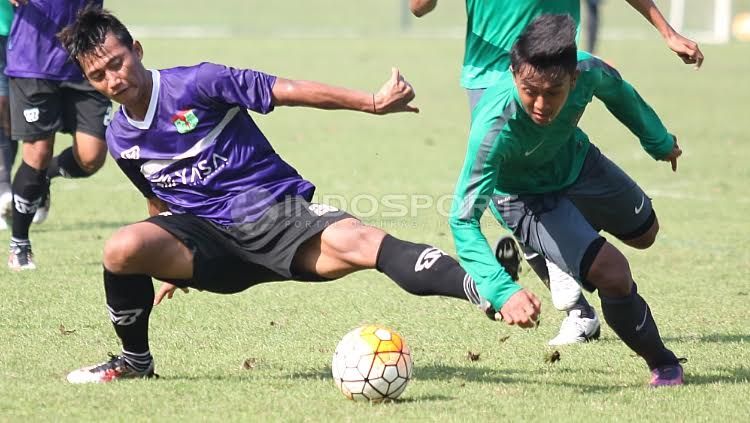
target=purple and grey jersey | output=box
[107,63,315,225]
[5,0,102,80]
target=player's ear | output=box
[133,40,143,61]
[570,70,580,89]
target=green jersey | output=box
[462,0,580,89]
[450,52,675,309]
[0,1,12,37]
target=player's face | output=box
[513,66,577,126]
[79,33,150,110]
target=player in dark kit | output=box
[58,7,522,383]
[6,0,112,270]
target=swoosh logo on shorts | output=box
[524,140,544,156]
[634,195,645,214]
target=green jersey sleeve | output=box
[449,97,521,310]
[586,58,675,160]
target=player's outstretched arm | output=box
[409,0,437,17]
[271,67,419,115]
[625,0,704,69]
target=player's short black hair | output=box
[510,14,578,79]
[58,5,133,66]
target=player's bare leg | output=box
[293,217,496,315]
[35,131,107,224]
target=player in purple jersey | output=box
[57,7,534,383]
[6,0,112,270]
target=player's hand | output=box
[498,289,542,329]
[661,136,682,172]
[372,67,419,115]
[154,282,189,305]
[8,0,29,7]
[665,31,704,69]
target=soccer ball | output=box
[331,325,413,402]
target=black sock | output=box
[598,283,678,369]
[47,147,90,179]
[522,246,550,289]
[376,234,471,302]
[104,268,154,370]
[11,161,46,239]
[569,294,595,319]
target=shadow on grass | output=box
[35,220,126,233]
[662,333,748,344]
[287,364,627,394]
[687,367,750,385]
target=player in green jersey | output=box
[449,14,684,387]
[412,0,703,345]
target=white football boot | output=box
[548,309,601,346]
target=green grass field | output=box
[1,1,750,421]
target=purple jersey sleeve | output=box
[195,62,277,114]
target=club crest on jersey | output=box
[171,109,199,134]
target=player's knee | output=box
[23,140,54,169]
[585,243,633,297]
[77,150,107,175]
[103,229,145,273]
[324,219,386,266]
[624,218,659,250]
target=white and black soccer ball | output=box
[331,325,413,402]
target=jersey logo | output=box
[171,109,199,134]
[23,108,40,123]
[121,146,140,160]
[415,247,445,272]
[524,140,544,156]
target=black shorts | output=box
[146,196,352,294]
[9,77,112,140]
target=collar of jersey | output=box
[122,69,160,130]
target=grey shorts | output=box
[490,145,655,284]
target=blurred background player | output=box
[585,0,602,53]
[0,0,14,230]
[449,13,685,387]
[6,0,112,270]
[410,0,704,346]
